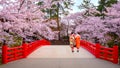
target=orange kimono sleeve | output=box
[76,36,80,49]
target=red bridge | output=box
[0,40,119,68]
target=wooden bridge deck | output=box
[0,45,119,68]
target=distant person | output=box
[69,32,76,52]
[75,32,81,52]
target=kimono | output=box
[69,34,75,46]
[75,34,80,49]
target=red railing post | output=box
[1,39,51,64]
[22,43,27,58]
[95,43,100,58]
[104,48,108,60]
[113,45,118,64]
[2,45,8,64]
[14,48,17,60]
[46,40,51,45]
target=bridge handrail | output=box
[80,40,118,64]
[80,40,96,55]
[2,39,50,64]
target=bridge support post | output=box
[23,43,27,58]
[95,43,100,58]
[2,44,8,64]
[113,45,118,64]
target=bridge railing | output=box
[80,40,118,64]
[2,45,24,64]
[80,40,96,55]
[2,39,50,64]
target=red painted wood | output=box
[2,45,8,64]
[2,39,51,64]
[113,45,118,64]
[80,40,119,64]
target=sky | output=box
[0,0,99,13]
[71,0,99,13]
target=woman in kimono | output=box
[69,32,76,52]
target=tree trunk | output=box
[57,3,60,40]
[67,20,69,37]
[50,9,52,19]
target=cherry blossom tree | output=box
[103,1,120,45]
[62,1,120,46]
[0,0,59,46]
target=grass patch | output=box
[0,57,2,65]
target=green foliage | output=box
[118,42,120,56]
[106,32,120,56]
[37,0,74,19]
[61,36,69,40]
[64,1,74,9]
[78,0,95,10]
[78,0,95,16]
[97,0,118,19]
[107,40,114,47]
[0,58,1,65]
[106,32,119,46]
[38,0,74,40]
[97,0,118,13]
[10,36,23,47]
[59,36,69,45]
[37,1,44,5]
[107,32,119,40]
[97,0,106,13]
[0,42,2,46]
[106,0,118,7]
[0,51,1,65]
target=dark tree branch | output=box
[18,0,25,12]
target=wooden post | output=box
[14,48,17,60]
[113,45,118,64]
[96,43,100,58]
[22,43,27,58]
[2,45,8,64]
[104,48,108,60]
[48,41,51,45]
[86,41,88,50]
